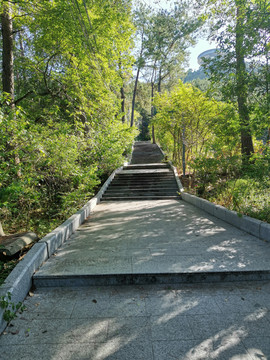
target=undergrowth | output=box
[187,150,270,224]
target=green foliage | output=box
[189,145,270,224]
[199,0,270,159]
[0,259,18,286]
[190,155,241,194]
[0,292,26,324]
[210,177,270,224]
[0,1,137,236]
[152,80,238,170]
[0,106,136,234]
[130,2,203,131]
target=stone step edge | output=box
[101,197,180,201]
[106,186,179,189]
[107,189,179,191]
[114,174,174,177]
[33,270,270,288]
[103,193,179,196]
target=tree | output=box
[1,0,14,104]
[1,0,15,236]
[130,4,151,127]
[235,0,254,158]
[0,0,137,234]
[153,81,237,171]
[201,0,270,161]
[131,2,203,135]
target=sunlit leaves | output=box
[152,81,238,166]
[0,0,136,234]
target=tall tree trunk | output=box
[2,1,21,176]
[1,1,15,235]
[2,0,14,103]
[235,2,254,160]
[130,66,140,127]
[151,80,156,144]
[265,46,270,142]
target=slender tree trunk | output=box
[120,86,125,123]
[130,66,140,127]
[235,2,254,160]
[151,80,156,144]
[265,49,270,142]
[157,67,162,93]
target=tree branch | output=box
[14,90,34,105]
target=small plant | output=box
[0,292,26,324]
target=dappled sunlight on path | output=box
[34,199,270,283]
[1,282,270,359]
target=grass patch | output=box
[206,177,270,223]
[0,259,18,286]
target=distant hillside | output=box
[184,68,207,83]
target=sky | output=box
[135,0,216,70]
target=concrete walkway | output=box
[1,141,270,359]
[1,281,270,359]
[34,199,270,286]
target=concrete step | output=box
[102,160,179,201]
[104,188,179,193]
[124,163,169,170]
[33,270,270,288]
[103,193,179,198]
[110,182,177,187]
[104,187,179,192]
[114,178,176,183]
[115,174,175,179]
[108,183,178,187]
[111,177,177,182]
[101,195,180,201]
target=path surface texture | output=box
[1,141,270,359]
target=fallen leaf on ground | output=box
[11,330,19,335]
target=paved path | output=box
[34,199,270,286]
[130,141,164,164]
[1,141,270,359]
[1,281,270,359]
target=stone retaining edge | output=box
[168,161,185,193]
[0,166,123,333]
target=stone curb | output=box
[0,166,123,333]
[168,161,184,193]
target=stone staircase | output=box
[101,163,180,201]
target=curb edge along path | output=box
[1,141,270,333]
